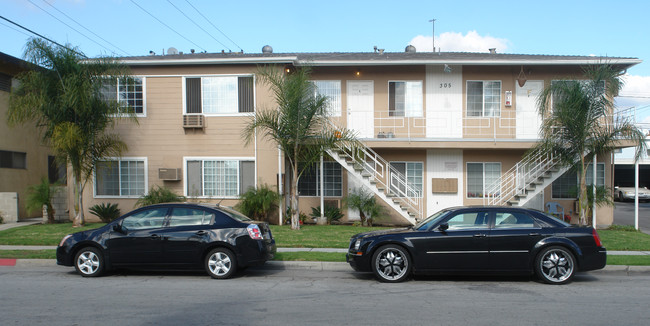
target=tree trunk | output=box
[290,164,300,230]
[73,180,85,227]
[578,156,588,226]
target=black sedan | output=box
[57,203,276,279]
[347,206,606,284]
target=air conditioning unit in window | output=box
[159,168,181,181]
[183,115,204,129]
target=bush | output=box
[310,206,344,225]
[89,203,121,223]
[343,188,386,226]
[136,186,186,207]
[236,184,281,221]
[26,177,58,223]
[0,212,4,224]
[607,224,640,232]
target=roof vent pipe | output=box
[405,45,416,53]
[262,45,273,54]
[489,48,497,54]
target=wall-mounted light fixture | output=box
[355,69,361,77]
[444,64,452,73]
[517,66,527,87]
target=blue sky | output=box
[3,0,650,132]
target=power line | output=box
[0,20,32,38]
[166,0,231,51]
[41,0,132,56]
[0,15,87,58]
[27,0,116,55]
[130,0,207,53]
[184,0,243,52]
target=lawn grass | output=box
[269,224,391,248]
[0,223,106,246]
[598,228,650,251]
[607,255,650,266]
[0,250,56,259]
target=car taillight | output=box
[592,228,603,247]
[247,224,263,240]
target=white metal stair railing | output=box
[484,151,565,207]
[326,143,421,225]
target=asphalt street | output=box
[1,264,649,326]
[613,201,650,233]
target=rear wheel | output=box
[74,247,104,277]
[205,248,237,279]
[371,245,411,283]
[535,246,576,284]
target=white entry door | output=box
[516,81,543,139]
[347,81,374,138]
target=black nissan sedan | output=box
[57,203,276,279]
[347,206,606,284]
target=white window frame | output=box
[297,161,343,198]
[183,157,256,199]
[389,161,424,198]
[388,80,423,117]
[466,162,501,199]
[93,157,148,198]
[182,74,255,117]
[552,163,605,199]
[311,80,342,117]
[466,80,501,117]
[105,76,147,118]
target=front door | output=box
[347,81,374,138]
[516,80,543,139]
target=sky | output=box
[3,0,650,145]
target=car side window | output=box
[169,208,214,227]
[121,208,168,230]
[444,212,489,230]
[494,212,537,229]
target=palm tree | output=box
[532,64,646,225]
[243,66,357,229]
[7,38,135,226]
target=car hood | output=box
[354,227,412,239]
[617,187,650,194]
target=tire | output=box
[205,248,237,279]
[74,247,104,277]
[371,245,412,283]
[535,246,576,284]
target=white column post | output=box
[320,154,325,223]
[635,159,639,230]
[278,146,283,226]
[593,155,597,228]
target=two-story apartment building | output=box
[78,46,641,227]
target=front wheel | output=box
[535,246,576,284]
[371,245,411,283]
[74,247,104,277]
[205,248,237,279]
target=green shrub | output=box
[607,224,639,232]
[135,186,186,207]
[343,188,386,226]
[310,206,344,225]
[26,177,59,223]
[89,203,121,223]
[236,184,281,221]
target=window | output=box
[0,73,11,92]
[186,159,255,197]
[95,159,146,197]
[389,81,423,117]
[102,77,145,115]
[121,208,167,230]
[298,161,342,197]
[467,162,501,198]
[311,80,341,116]
[552,163,605,199]
[48,156,67,185]
[444,211,489,230]
[494,212,536,228]
[0,150,26,169]
[185,76,254,114]
[169,208,214,226]
[390,162,423,197]
[467,81,501,117]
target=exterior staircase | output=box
[327,143,422,225]
[484,151,570,207]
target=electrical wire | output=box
[41,0,131,56]
[166,0,230,51]
[130,0,207,53]
[0,20,32,38]
[0,15,86,58]
[184,0,243,52]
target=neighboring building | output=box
[77,46,641,227]
[0,52,63,221]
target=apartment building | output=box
[80,46,641,226]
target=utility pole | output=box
[429,19,436,52]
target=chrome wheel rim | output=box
[208,252,232,276]
[375,248,408,281]
[76,251,100,275]
[540,249,573,283]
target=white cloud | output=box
[409,31,510,53]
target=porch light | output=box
[355,69,361,77]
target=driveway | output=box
[613,200,650,234]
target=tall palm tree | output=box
[532,64,646,225]
[243,66,357,229]
[7,38,135,226]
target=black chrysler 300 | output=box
[347,206,606,284]
[57,203,276,279]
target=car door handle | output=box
[150,234,161,239]
[529,232,541,236]
[473,234,487,238]
[195,230,207,236]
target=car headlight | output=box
[59,234,72,247]
[354,239,361,251]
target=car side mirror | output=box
[437,223,449,232]
[112,223,126,234]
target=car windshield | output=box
[415,209,450,230]
[218,206,253,222]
